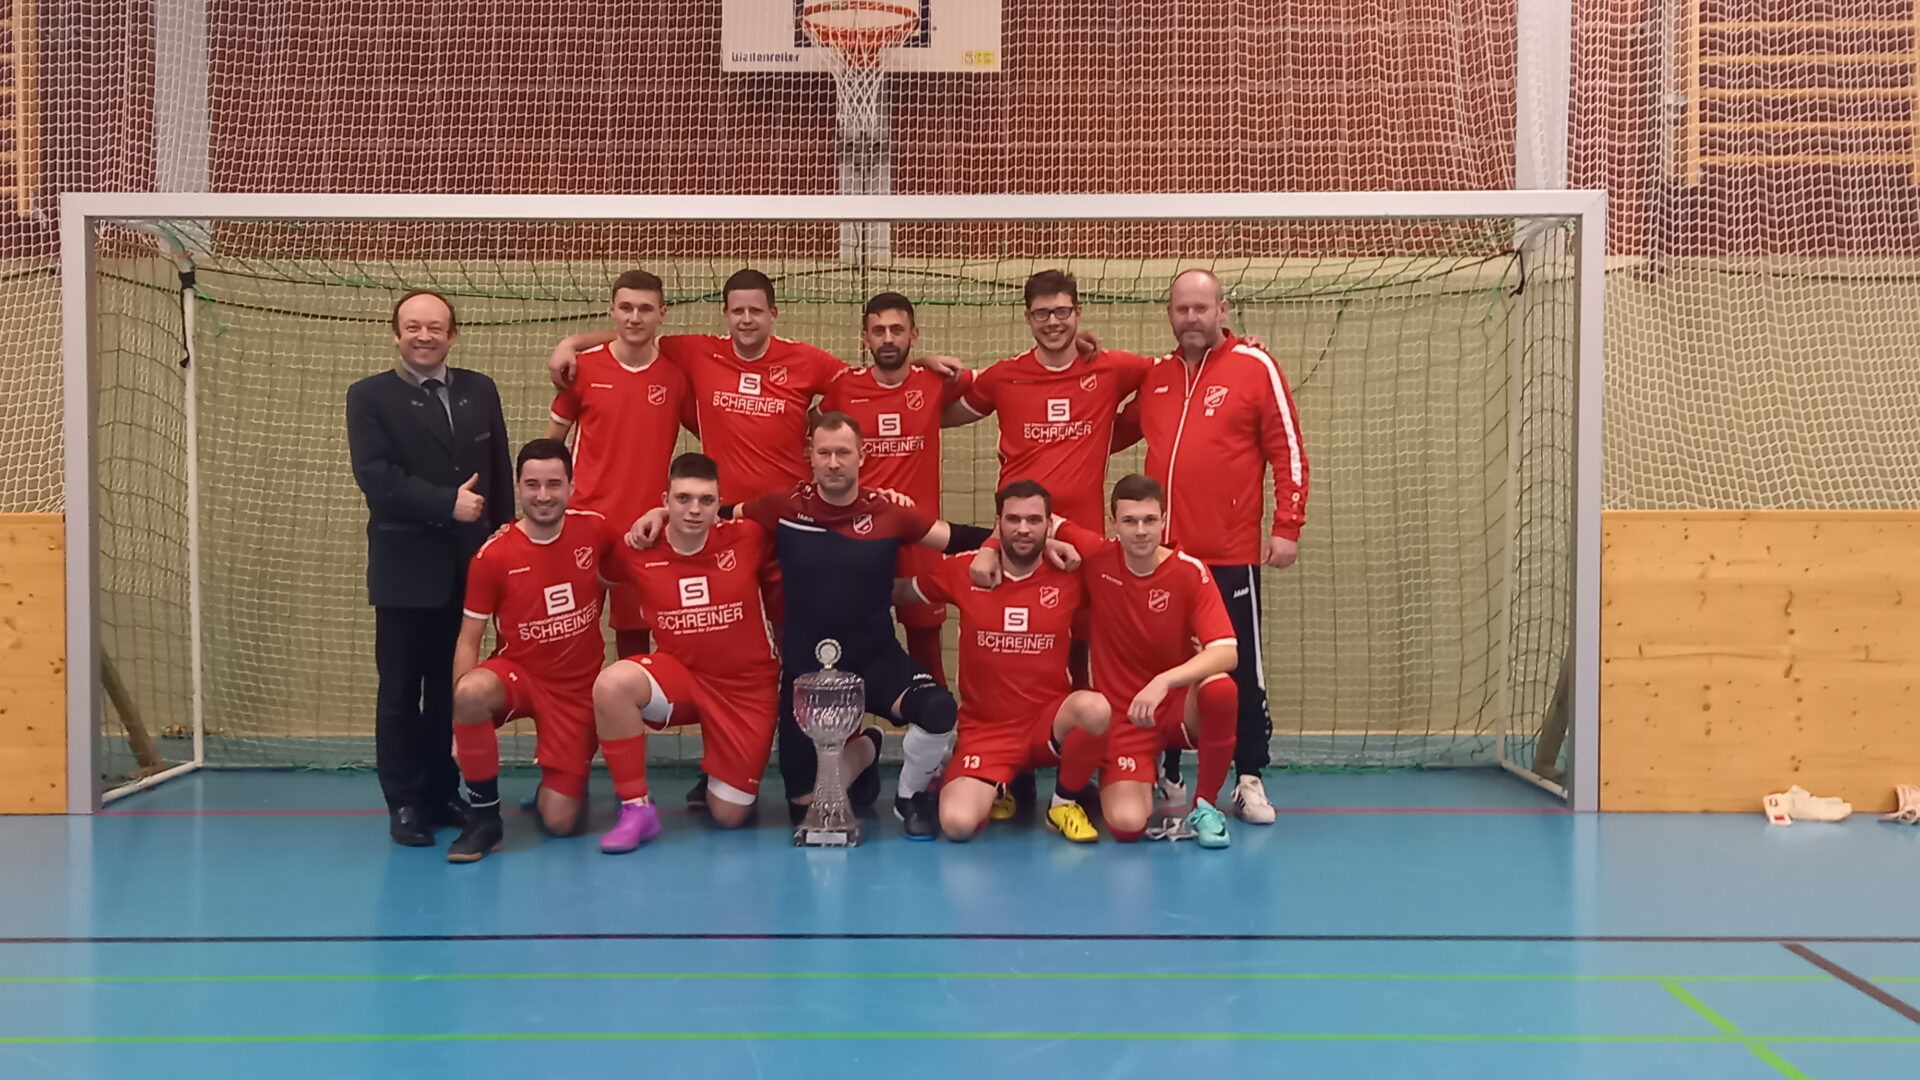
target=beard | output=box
[871,345,908,370]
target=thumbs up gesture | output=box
[453,474,486,523]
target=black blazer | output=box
[345,368,513,609]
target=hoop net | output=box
[800,1,920,141]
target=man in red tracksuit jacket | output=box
[1113,268,1309,825]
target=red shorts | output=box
[945,694,1071,787]
[477,657,597,795]
[630,652,778,799]
[893,545,946,629]
[1099,685,1197,786]
[607,579,647,632]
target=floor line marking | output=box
[0,971,1837,985]
[93,806,1565,818]
[6,933,1920,945]
[1660,981,1814,1080]
[0,1031,1917,1047]
[1783,943,1920,1026]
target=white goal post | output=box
[61,190,1606,813]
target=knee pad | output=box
[899,679,957,736]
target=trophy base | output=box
[793,822,863,848]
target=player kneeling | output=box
[447,440,620,862]
[973,475,1239,848]
[593,453,784,852]
[897,480,1112,842]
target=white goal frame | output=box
[60,190,1606,813]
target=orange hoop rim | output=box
[799,0,921,63]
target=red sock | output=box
[452,721,499,784]
[1192,677,1239,809]
[1110,825,1145,843]
[1054,727,1106,794]
[906,625,947,687]
[602,733,651,802]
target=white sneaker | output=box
[1155,776,1189,814]
[1232,774,1276,824]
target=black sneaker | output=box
[893,792,937,841]
[686,774,709,810]
[446,807,504,863]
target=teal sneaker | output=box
[1187,800,1230,850]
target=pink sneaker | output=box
[600,800,661,854]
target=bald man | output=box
[347,290,514,847]
[1112,269,1310,825]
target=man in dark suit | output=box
[346,290,513,846]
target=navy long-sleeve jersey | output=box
[741,485,937,672]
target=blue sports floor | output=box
[4,768,1919,1079]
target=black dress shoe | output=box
[427,797,471,830]
[389,806,434,847]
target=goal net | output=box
[74,196,1590,798]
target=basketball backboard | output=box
[722,0,1001,73]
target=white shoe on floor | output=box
[1155,776,1189,814]
[1232,774,1276,824]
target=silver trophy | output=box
[793,639,866,847]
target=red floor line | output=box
[99,805,1565,817]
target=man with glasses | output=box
[944,270,1153,697]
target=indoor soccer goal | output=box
[60,191,1603,811]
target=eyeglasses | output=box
[1026,306,1076,323]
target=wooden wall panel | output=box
[1602,510,1920,812]
[0,514,64,813]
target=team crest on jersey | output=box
[904,388,925,411]
[572,546,595,570]
[1080,373,1098,392]
[1147,588,1171,613]
[1203,384,1230,409]
[769,365,789,386]
[1038,585,1061,609]
[647,384,668,406]
[853,513,874,536]
[717,548,738,572]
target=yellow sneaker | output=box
[990,785,1016,821]
[1045,800,1099,843]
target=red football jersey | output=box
[609,518,779,688]
[462,511,617,686]
[957,348,1153,529]
[912,553,1082,726]
[1052,520,1236,702]
[662,333,847,503]
[550,343,693,527]
[820,366,971,515]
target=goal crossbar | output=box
[60,189,1606,813]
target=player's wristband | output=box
[943,523,992,555]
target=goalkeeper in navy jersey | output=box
[629,411,1078,839]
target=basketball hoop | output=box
[800,0,920,142]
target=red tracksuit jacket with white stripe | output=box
[1113,331,1309,565]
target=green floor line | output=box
[0,971,1839,986]
[2,1031,1918,1047]
[1661,981,1814,1080]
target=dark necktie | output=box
[420,377,453,440]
